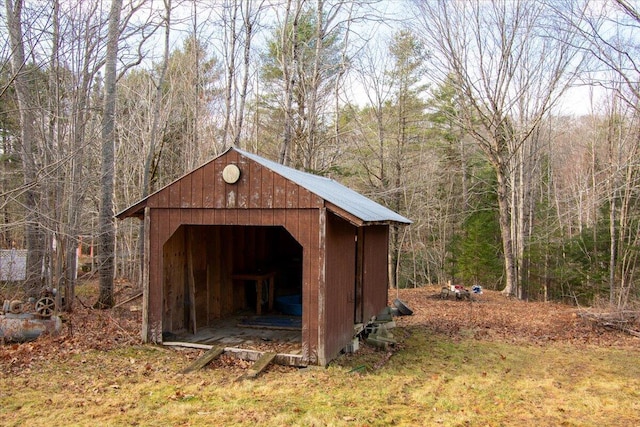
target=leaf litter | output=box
[2,283,638,378]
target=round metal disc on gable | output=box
[222,164,241,184]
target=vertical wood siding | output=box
[140,150,389,365]
[149,213,319,359]
[362,225,389,321]
[324,212,357,363]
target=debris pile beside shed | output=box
[1,292,62,343]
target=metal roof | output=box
[235,148,411,225]
[117,147,411,225]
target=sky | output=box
[115,0,617,118]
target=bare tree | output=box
[5,0,45,295]
[96,0,123,308]
[218,0,264,149]
[277,0,302,166]
[559,0,640,307]
[221,0,239,149]
[234,0,263,147]
[135,0,173,289]
[414,0,584,297]
[95,0,162,307]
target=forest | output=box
[1,0,639,311]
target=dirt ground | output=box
[1,283,638,374]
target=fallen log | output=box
[113,292,143,309]
[578,310,640,338]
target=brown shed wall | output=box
[362,225,390,322]
[146,150,323,211]
[132,149,399,365]
[324,212,357,362]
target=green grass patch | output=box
[2,327,639,426]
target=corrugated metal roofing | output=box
[236,148,411,225]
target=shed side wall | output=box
[362,225,390,321]
[324,212,357,363]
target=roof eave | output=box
[325,202,411,227]
[116,199,147,220]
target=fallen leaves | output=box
[391,286,639,347]
[0,283,142,374]
[2,282,638,381]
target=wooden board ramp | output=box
[165,342,306,367]
[181,346,224,373]
[237,352,277,381]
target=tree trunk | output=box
[6,0,45,295]
[222,0,238,149]
[497,162,518,297]
[278,0,299,166]
[233,0,256,148]
[96,0,123,308]
[45,0,59,294]
[138,0,171,290]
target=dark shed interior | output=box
[162,224,303,335]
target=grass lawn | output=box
[2,326,639,426]
[2,285,639,426]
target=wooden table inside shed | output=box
[232,271,276,315]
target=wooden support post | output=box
[181,346,224,373]
[187,228,197,334]
[141,207,150,343]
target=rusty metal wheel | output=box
[9,300,23,314]
[35,297,56,318]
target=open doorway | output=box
[161,224,303,350]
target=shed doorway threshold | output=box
[162,314,305,367]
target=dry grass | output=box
[2,284,640,426]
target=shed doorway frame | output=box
[161,224,303,340]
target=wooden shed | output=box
[117,147,411,366]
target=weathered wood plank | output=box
[163,341,213,350]
[299,186,311,208]
[142,207,151,342]
[286,178,298,208]
[273,173,286,208]
[213,159,225,208]
[163,342,307,367]
[210,227,222,318]
[249,160,261,209]
[181,174,193,208]
[150,209,164,342]
[202,162,215,208]
[262,166,274,208]
[236,155,249,208]
[164,227,186,332]
[224,347,305,367]
[168,180,181,208]
[181,346,224,373]
[306,208,320,365]
[187,227,197,334]
[191,166,204,208]
[244,352,277,379]
[355,227,364,324]
[237,207,250,225]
